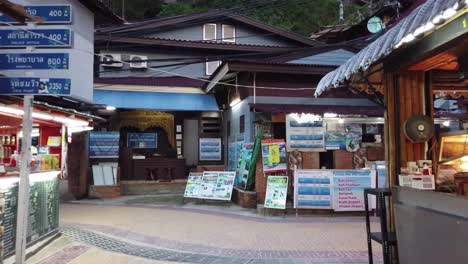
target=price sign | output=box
[0,5,72,24]
[0,29,72,47]
[0,53,69,70]
[0,77,71,95]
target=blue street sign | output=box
[0,77,71,95]
[0,29,72,47]
[0,5,72,24]
[0,53,69,70]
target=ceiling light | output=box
[324,113,338,118]
[443,120,450,127]
[338,118,345,124]
[229,98,241,107]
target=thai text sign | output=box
[127,133,157,149]
[89,132,120,158]
[0,77,71,95]
[0,5,72,24]
[0,53,69,70]
[294,170,332,209]
[264,176,288,209]
[0,29,72,47]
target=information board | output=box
[0,29,72,47]
[261,139,287,173]
[89,132,120,158]
[294,170,332,209]
[199,138,222,161]
[332,170,376,211]
[0,53,69,70]
[0,77,71,95]
[264,176,288,209]
[286,115,325,152]
[127,133,157,149]
[183,172,204,198]
[199,171,236,201]
[0,5,72,24]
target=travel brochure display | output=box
[261,139,287,173]
[127,133,157,149]
[0,53,69,70]
[264,176,288,209]
[199,138,222,161]
[344,124,363,152]
[0,5,72,24]
[89,132,120,158]
[286,115,325,152]
[324,131,346,150]
[294,170,332,209]
[184,171,236,201]
[332,170,376,211]
[0,77,71,95]
[183,172,204,198]
[236,142,254,188]
[0,29,72,47]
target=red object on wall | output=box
[40,126,62,167]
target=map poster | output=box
[183,172,204,198]
[199,138,222,161]
[236,143,254,188]
[261,139,287,173]
[199,171,236,201]
[332,170,376,211]
[264,176,288,209]
[286,115,325,152]
[294,170,332,209]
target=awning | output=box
[315,0,466,96]
[94,90,219,111]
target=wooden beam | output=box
[0,0,42,23]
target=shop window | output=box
[203,23,217,41]
[240,115,245,134]
[222,24,235,42]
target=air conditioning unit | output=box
[101,53,123,68]
[129,55,148,69]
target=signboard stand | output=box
[15,95,33,264]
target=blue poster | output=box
[0,53,69,70]
[0,5,72,24]
[332,170,376,211]
[127,133,157,148]
[294,170,332,209]
[375,161,387,188]
[325,131,346,150]
[286,115,325,152]
[0,29,72,47]
[0,77,71,95]
[89,132,120,158]
[199,138,222,161]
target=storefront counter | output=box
[131,158,186,181]
[393,187,468,264]
[0,171,60,259]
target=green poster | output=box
[264,176,288,209]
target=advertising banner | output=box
[294,170,332,209]
[0,53,69,70]
[199,138,222,161]
[324,131,346,150]
[89,132,120,158]
[127,133,157,149]
[375,161,386,188]
[332,170,376,211]
[261,139,287,173]
[0,5,72,24]
[236,142,254,188]
[0,77,71,95]
[183,172,204,198]
[199,171,236,200]
[0,29,72,47]
[264,176,288,209]
[286,115,325,152]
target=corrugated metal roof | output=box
[315,0,466,96]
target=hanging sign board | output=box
[89,132,120,158]
[264,176,288,209]
[0,29,72,47]
[332,170,376,211]
[261,139,287,173]
[294,170,332,209]
[0,77,71,95]
[127,133,157,149]
[199,171,236,200]
[199,138,222,161]
[0,53,69,70]
[0,5,72,24]
[286,115,325,152]
[183,172,204,198]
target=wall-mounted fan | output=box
[403,115,435,143]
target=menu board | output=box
[261,139,287,173]
[199,172,236,200]
[294,170,332,209]
[332,170,376,211]
[286,115,325,152]
[199,138,222,161]
[0,176,59,258]
[127,133,157,149]
[183,172,204,198]
[89,132,120,158]
[264,176,288,209]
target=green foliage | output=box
[158,3,208,17]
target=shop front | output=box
[316,1,468,263]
